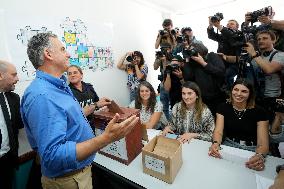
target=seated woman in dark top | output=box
[67,65,110,122]
[209,78,269,171]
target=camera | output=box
[126,55,135,62]
[176,35,189,44]
[165,64,180,74]
[158,74,163,81]
[156,46,173,60]
[170,27,179,35]
[248,6,273,24]
[274,99,284,113]
[183,48,198,58]
[210,12,224,22]
[159,29,169,36]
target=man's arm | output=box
[259,15,284,31]
[245,43,283,74]
[269,167,284,189]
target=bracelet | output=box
[212,140,220,146]
[256,153,266,162]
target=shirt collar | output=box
[36,70,68,88]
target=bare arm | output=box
[245,43,282,74]
[76,114,139,161]
[134,64,145,80]
[252,56,282,74]
[256,120,269,155]
[155,34,162,49]
[271,20,284,31]
[269,170,284,189]
[117,53,128,70]
[245,120,269,171]
[208,113,224,158]
[258,15,284,31]
[163,73,171,92]
[145,112,162,129]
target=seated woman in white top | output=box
[162,81,215,143]
[129,81,167,129]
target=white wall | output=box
[0,0,163,106]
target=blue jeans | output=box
[129,90,137,102]
[223,138,256,152]
[159,85,170,119]
[270,125,284,143]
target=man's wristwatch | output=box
[93,102,100,111]
[251,51,260,59]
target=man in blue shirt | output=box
[21,33,139,189]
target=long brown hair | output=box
[180,81,206,123]
[134,81,156,113]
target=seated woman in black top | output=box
[209,78,269,171]
[67,65,110,122]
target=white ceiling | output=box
[133,0,237,15]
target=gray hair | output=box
[27,32,57,69]
[0,60,9,73]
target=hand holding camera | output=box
[172,68,183,79]
[165,64,180,75]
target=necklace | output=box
[233,107,246,120]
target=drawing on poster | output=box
[17,26,51,78]
[60,17,114,71]
[16,18,114,80]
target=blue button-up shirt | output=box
[20,70,95,178]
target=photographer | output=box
[244,30,284,157]
[117,51,148,101]
[242,6,284,51]
[155,19,177,49]
[183,43,226,116]
[153,42,173,119]
[163,55,184,110]
[207,16,240,92]
[172,27,203,56]
[207,14,240,55]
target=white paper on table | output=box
[95,128,128,160]
[220,145,254,165]
[255,174,274,189]
[147,129,161,141]
[144,155,166,175]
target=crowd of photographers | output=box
[152,7,284,188]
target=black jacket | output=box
[183,52,225,101]
[1,92,23,167]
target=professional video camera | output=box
[210,12,224,22]
[247,6,273,24]
[165,64,180,74]
[183,47,198,59]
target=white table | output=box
[94,129,284,189]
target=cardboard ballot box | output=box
[142,135,183,184]
[93,102,142,165]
